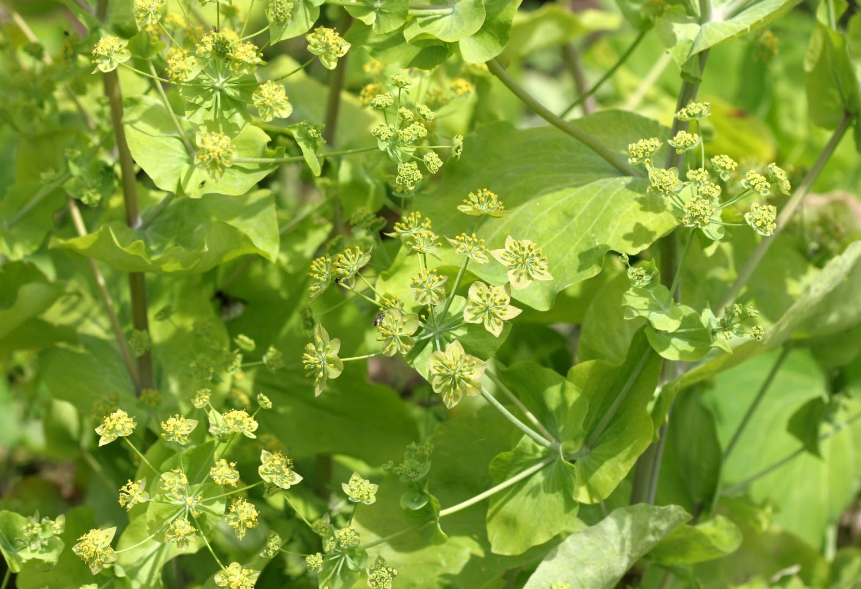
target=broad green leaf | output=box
[487,437,578,555]
[269,0,325,43]
[123,96,281,198]
[0,510,27,572]
[0,181,66,261]
[421,112,676,311]
[51,190,279,274]
[522,504,690,589]
[570,330,663,503]
[579,270,644,364]
[645,304,714,362]
[649,516,742,565]
[623,283,685,332]
[345,0,409,33]
[403,0,486,43]
[346,22,453,69]
[0,262,64,341]
[507,5,621,56]
[16,507,98,589]
[458,0,523,63]
[655,0,804,72]
[805,23,861,129]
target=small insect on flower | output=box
[214,562,260,589]
[463,281,522,337]
[253,80,293,122]
[377,310,419,356]
[742,170,771,197]
[91,36,131,73]
[95,409,136,446]
[302,323,343,396]
[165,517,197,548]
[343,472,379,505]
[367,555,399,589]
[710,154,738,181]
[210,458,240,486]
[118,478,150,511]
[490,236,553,291]
[675,101,711,121]
[194,131,235,181]
[447,233,490,264]
[306,27,350,70]
[259,449,304,489]
[160,414,198,445]
[744,202,777,236]
[428,340,486,409]
[628,138,662,165]
[226,498,260,540]
[306,552,324,573]
[73,528,118,574]
[667,130,701,154]
[410,269,448,306]
[458,188,508,217]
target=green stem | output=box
[668,230,693,299]
[233,146,378,164]
[480,389,553,449]
[341,284,377,306]
[719,188,752,210]
[359,273,385,299]
[159,22,182,47]
[115,529,162,553]
[284,494,314,529]
[119,62,172,83]
[723,348,790,462]
[123,438,158,474]
[2,567,10,589]
[485,368,557,444]
[438,456,554,517]
[149,63,195,156]
[718,112,854,310]
[439,256,469,319]
[559,30,647,117]
[240,0,256,36]
[487,59,635,177]
[206,480,264,501]
[239,24,269,41]
[341,353,382,362]
[193,515,225,570]
[361,522,425,549]
[270,56,317,81]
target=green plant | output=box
[2,0,861,588]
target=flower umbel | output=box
[675,101,711,121]
[447,233,489,264]
[214,562,260,589]
[628,138,662,165]
[302,323,343,396]
[406,229,442,259]
[95,409,136,446]
[221,409,259,438]
[667,130,701,154]
[225,498,260,540]
[306,27,350,70]
[210,459,240,486]
[342,472,379,505]
[490,236,552,291]
[335,247,372,287]
[72,528,117,575]
[648,167,681,196]
[134,0,166,27]
[367,555,399,589]
[387,211,432,240]
[160,414,198,445]
[92,36,130,73]
[428,340,486,409]
[377,310,419,357]
[165,517,197,548]
[458,188,508,217]
[306,552,324,573]
[259,449,303,489]
[463,281,522,337]
[767,163,791,194]
[253,80,293,122]
[118,479,150,511]
[194,131,235,181]
[710,154,737,181]
[742,170,771,196]
[308,254,334,300]
[410,269,447,306]
[745,202,777,236]
[193,388,211,408]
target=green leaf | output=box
[0,181,65,261]
[522,504,690,589]
[486,438,578,555]
[345,0,409,33]
[346,22,453,69]
[805,23,861,129]
[786,396,832,458]
[269,0,325,43]
[403,0,487,43]
[649,516,743,565]
[51,190,279,274]
[579,271,643,364]
[123,95,281,198]
[16,507,98,589]
[0,262,65,341]
[421,113,676,311]
[0,510,27,572]
[319,546,369,589]
[645,304,714,362]
[623,283,684,332]
[570,330,663,503]
[655,0,803,72]
[506,5,621,56]
[458,0,523,63]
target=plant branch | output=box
[480,389,554,449]
[148,63,194,156]
[485,368,557,444]
[718,112,854,310]
[560,42,596,115]
[486,59,635,177]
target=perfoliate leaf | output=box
[648,516,743,565]
[623,283,685,332]
[403,0,487,43]
[645,304,714,362]
[805,23,861,129]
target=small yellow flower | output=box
[742,170,771,196]
[193,388,211,409]
[194,131,235,181]
[92,36,131,73]
[648,167,681,196]
[308,254,335,300]
[165,517,197,548]
[337,525,360,548]
[450,77,474,96]
[222,409,258,438]
[386,211,432,240]
[396,162,423,190]
[447,233,489,264]
[767,163,791,194]
[424,150,443,174]
[628,138,662,165]
[166,49,198,82]
[410,269,447,306]
[261,531,282,558]
[214,562,260,589]
[406,229,442,259]
[367,556,399,589]
[745,202,777,236]
[682,194,719,229]
[226,498,259,540]
[160,414,198,445]
[342,472,379,505]
[428,340,486,409]
[134,0,166,27]
[306,27,350,70]
[160,468,188,500]
[95,409,136,446]
[72,528,117,574]
[335,247,372,287]
[210,459,240,486]
[360,83,385,105]
[667,130,701,154]
[710,154,737,181]
[463,281,521,337]
[376,310,419,357]
[457,188,508,217]
[259,449,303,489]
[302,323,343,396]
[265,0,294,23]
[306,552,324,573]
[253,80,292,122]
[118,478,150,511]
[490,236,553,291]
[675,101,711,121]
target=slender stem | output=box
[234,147,377,164]
[240,24,270,41]
[341,284,377,306]
[560,30,647,117]
[718,112,853,310]
[1,568,10,589]
[193,515,225,570]
[480,389,554,449]
[284,494,314,529]
[668,230,693,298]
[362,522,424,549]
[240,0,256,36]
[324,11,350,146]
[485,368,557,444]
[439,256,469,319]
[723,348,790,462]
[6,172,71,228]
[206,480,264,501]
[119,62,173,83]
[560,42,596,115]
[67,198,140,388]
[341,353,382,362]
[487,59,635,177]
[159,22,182,47]
[270,56,317,81]
[624,53,672,111]
[116,529,162,553]
[721,411,861,496]
[585,348,653,450]
[123,438,158,474]
[148,63,194,156]
[439,456,554,517]
[358,273,385,299]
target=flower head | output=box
[210,459,240,486]
[417,104,435,121]
[226,498,259,540]
[261,531,282,558]
[159,468,188,500]
[166,49,198,82]
[464,282,521,337]
[742,170,771,196]
[342,472,379,505]
[222,409,259,438]
[682,194,719,229]
[450,77,474,96]
[367,556,399,589]
[193,388,211,409]
[490,236,552,291]
[264,346,285,372]
[767,163,791,194]
[337,525,360,548]
[428,340,486,409]
[648,167,681,196]
[359,83,385,106]
[396,162,423,190]
[165,517,197,548]
[335,247,372,287]
[370,93,394,109]
[377,310,419,357]
[391,73,412,88]
[118,479,150,511]
[667,130,701,154]
[710,154,737,181]
[424,150,443,174]
[257,393,272,409]
[214,562,260,589]
[160,414,198,445]
[306,27,350,70]
[95,409,136,446]
[194,131,235,181]
[387,212,432,240]
[92,36,130,73]
[686,167,709,184]
[253,80,292,122]
[228,41,263,74]
[302,323,343,396]
[266,0,294,23]
[73,528,117,574]
[458,188,507,217]
[628,138,661,165]
[306,552,324,573]
[675,101,711,121]
[259,449,303,489]
[134,0,166,27]
[410,269,447,306]
[306,254,334,300]
[447,233,489,264]
[372,122,395,142]
[406,229,442,259]
[744,202,777,236]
